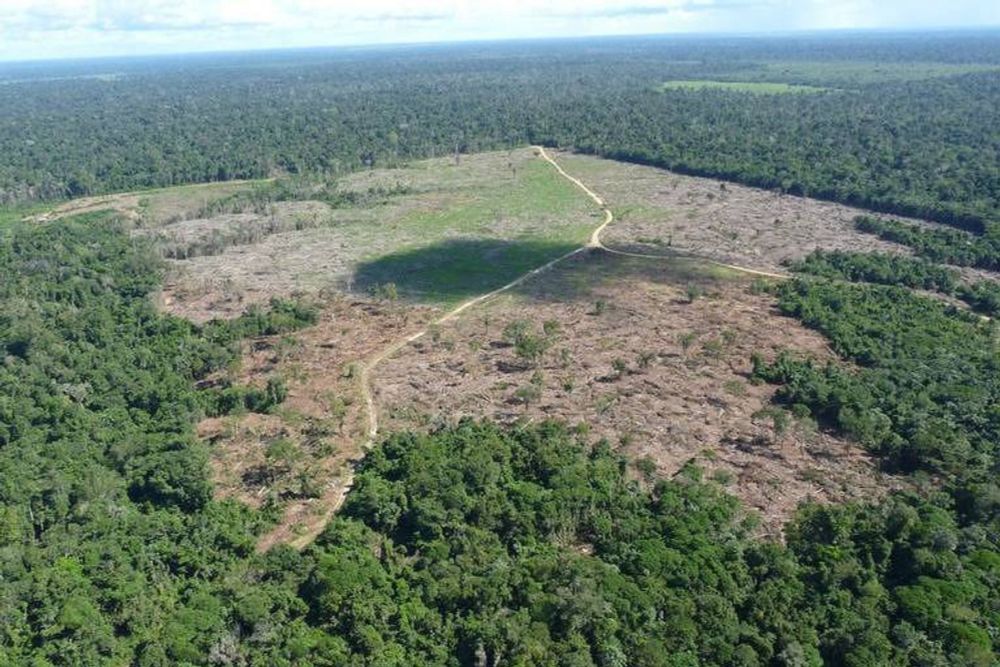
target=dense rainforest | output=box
[1,31,999,230]
[789,247,1000,316]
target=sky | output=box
[0,0,997,62]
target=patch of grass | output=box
[723,379,747,397]
[678,331,698,353]
[750,61,1000,86]
[382,158,587,241]
[633,456,657,482]
[595,393,618,415]
[139,181,263,224]
[354,238,580,305]
[700,338,724,360]
[149,148,600,306]
[685,284,705,303]
[658,80,829,94]
[711,469,735,486]
[348,151,595,305]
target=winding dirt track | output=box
[280,146,787,550]
[537,148,788,280]
[356,147,619,440]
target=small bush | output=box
[502,319,530,343]
[753,406,790,437]
[701,338,724,359]
[595,393,617,415]
[678,331,698,353]
[634,456,657,482]
[515,332,550,367]
[749,277,773,295]
[711,469,735,486]
[723,379,747,396]
[514,383,542,405]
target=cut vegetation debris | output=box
[159,148,596,319]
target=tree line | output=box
[791,247,1000,317]
[1,33,998,232]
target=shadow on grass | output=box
[352,238,581,303]
[507,246,750,303]
[353,237,753,306]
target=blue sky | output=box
[0,1,997,62]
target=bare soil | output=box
[153,200,339,323]
[140,201,331,257]
[29,180,259,225]
[196,295,437,551]
[556,151,993,282]
[372,251,902,534]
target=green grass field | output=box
[0,202,49,226]
[348,153,599,303]
[658,62,1000,94]
[739,61,1000,87]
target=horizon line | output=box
[2,24,999,67]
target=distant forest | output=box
[1,31,999,230]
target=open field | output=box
[658,80,830,94]
[0,202,49,226]
[159,148,596,321]
[553,150,998,284]
[29,146,960,542]
[26,179,262,226]
[740,61,1000,86]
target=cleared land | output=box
[553,150,996,283]
[740,61,1000,86]
[372,252,900,534]
[27,180,261,226]
[159,148,596,321]
[658,80,829,94]
[198,295,438,551]
[160,148,920,541]
[46,147,956,543]
[189,148,602,546]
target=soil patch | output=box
[197,295,437,551]
[372,251,902,535]
[556,151,995,283]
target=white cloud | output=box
[0,0,996,61]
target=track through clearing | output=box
[276,146,787,550]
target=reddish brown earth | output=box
[194,295,437,550]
